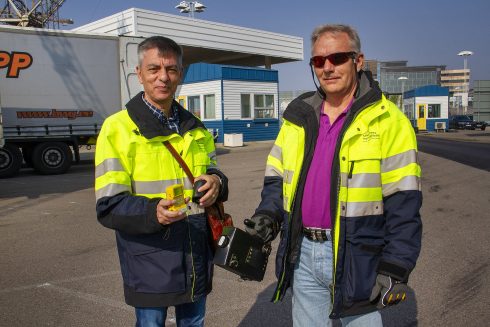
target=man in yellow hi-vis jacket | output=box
[95,36,228,327]
[245,24,422,327]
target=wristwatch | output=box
[212,174,222,189]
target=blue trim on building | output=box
[201,119,279,142]
[404,85,449,99]
[424,119,450,132]
[222,66,278,82]
[183,63,278,84]
[183,63,222,83]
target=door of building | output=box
[417,104,427,130]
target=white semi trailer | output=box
[0,25,142,177]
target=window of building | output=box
[188,96,200,118]
[254,94,275,119]
[404,104,414,120]
[427,104,441,118]
[241,94,251,118]
[204,94,215,119]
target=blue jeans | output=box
[292,236,382,327]
[135,296,206,327]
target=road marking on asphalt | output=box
[0,271,131,311]
[39,283,132,312]
[0,271,119,294]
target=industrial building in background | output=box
[0,7,303,178]
[363,60,446,95]
[0,0,72,28]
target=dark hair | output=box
[311,24,361,54]
[137,36,183,67]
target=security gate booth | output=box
[402,85,449,132]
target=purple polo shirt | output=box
[301,100,352,229]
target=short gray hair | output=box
[137,36,183,67]
[310,24,361,54]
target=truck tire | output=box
[481,126,486,131]
[32,142,73,175]
[0,143,23,178]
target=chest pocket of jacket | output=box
[344,139,382,203]
[131,142,174,181]
[347,137,382,175]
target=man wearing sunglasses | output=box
[245,24,422,326]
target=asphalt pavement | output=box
[0,134,489,327]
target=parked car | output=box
[449,115,487,130]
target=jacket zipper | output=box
[186,216,196,301]
[330,101,376,317]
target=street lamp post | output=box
[457,50,473,115]
[398,76,408,112]
[175,1,206,18]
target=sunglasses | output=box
[309,52,357,68]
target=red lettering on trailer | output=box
[16,110,94,120]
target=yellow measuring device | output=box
[166,184,187,212]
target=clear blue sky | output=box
[59,0,490,92]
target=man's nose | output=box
[323,59,335,72]
[158,69,170,82]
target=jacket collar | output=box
[125,91,205,139]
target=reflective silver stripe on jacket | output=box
[95,183,131,201]
[283,169,294,184]
[208,151,217,162]
[132,179,188,195]
[382,175,421,197]
[95,158,125,178]
[269,144,282,161]
[340,201,384,217]
[341,172,381,188]
[265,164,283,178]
[381,149,418,173]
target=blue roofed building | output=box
[177,63,280,143]
[403,85,449,132]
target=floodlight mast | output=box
[457,50,473,114]
[175,1,206,18]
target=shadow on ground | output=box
[238,285,418,327]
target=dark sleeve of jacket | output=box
[207,168,229,202]
[378,190,423,281]
[96,193,166,235]
[254,175,285,225]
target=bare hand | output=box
[195,174,221,207]
[156,197,189,225]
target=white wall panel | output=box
[416,96,449,118]
[177,81,222,120]
[223,81,278,119]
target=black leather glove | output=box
[244,214,278,243]
[369,274,409,309]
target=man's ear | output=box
[136,65,143,84]
[355,53,365,72]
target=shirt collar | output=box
[321,97,354,117]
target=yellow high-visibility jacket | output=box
[255,72,422,318]
[95,92,227,307]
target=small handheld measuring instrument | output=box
[166,184,187,213]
